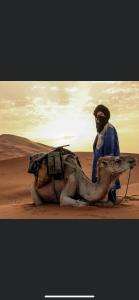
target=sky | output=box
[0,81,139,153]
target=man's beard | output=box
[96,116,108,133]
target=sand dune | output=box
[0,134,139,219]
[0,134,53,160]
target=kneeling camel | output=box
[28,150,136,207]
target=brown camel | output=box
[28,148,136,207]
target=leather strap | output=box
[52,176,59,203]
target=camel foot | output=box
[76,200,88,207]
[93,201,114,208]
[114,197,124,205]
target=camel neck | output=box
[98,171,111,186]
[95,171,111,201]
[79,168,113,203]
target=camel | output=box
[28,148,136,207]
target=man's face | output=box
[96,111,105,117]
[95,111,107,133]
[95,111,105,123]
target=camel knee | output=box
[60,194,76,207]
[31,185,43,206]
[60,193,67,206]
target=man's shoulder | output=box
[107,123,117,131]
[108,123,115,129]
[105,123,117,135]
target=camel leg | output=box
[60,173,87,207]
[31,185,43,206]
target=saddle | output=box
[28,146,81,180]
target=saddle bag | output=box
[47,151,64,179]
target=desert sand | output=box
[0,134,139,219]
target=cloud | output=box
[0,81,139,152]
[86,81,139,116]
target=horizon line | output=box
[0,133,139,154]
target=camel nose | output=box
[129,158,135,163]
[129,157,137,168]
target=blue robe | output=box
[92,123,121,190]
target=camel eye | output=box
[102,161,107,165]
[116,159,121,164]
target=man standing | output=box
[92,104,121,204]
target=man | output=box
[92,104,121,204]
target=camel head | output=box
[97,155,137,182]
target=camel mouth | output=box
[130,162,136,169]
[128,158,137,168]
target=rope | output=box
[124,168,132,200]
[120,168,132,203]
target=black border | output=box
[0,1,139,299]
